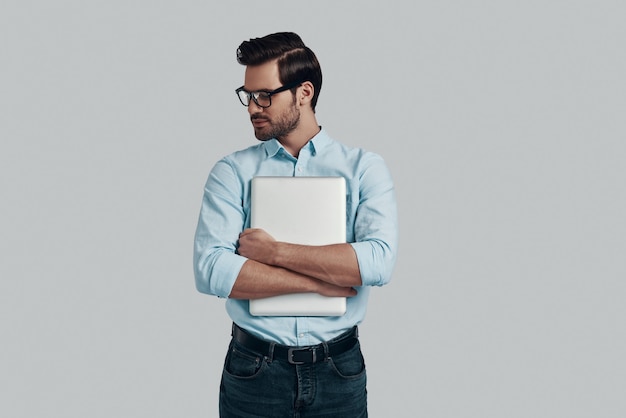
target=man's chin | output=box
[254,128,273,141]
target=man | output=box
[194,32,398,417]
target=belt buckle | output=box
[288,347,316,365]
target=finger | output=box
[239,228,261,238]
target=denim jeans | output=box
[219,331,368,417]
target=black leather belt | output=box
[231,323,358,365]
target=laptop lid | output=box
[248,176,347,316]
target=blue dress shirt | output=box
[193,129,398,346]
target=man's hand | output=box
[237,228,277,265]
[316,281,357,298]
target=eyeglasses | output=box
[235,80,303,108]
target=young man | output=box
[194,32,398,417]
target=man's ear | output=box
[298,81,315,107]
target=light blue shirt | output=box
[193,129,398,346]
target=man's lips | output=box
[251,116,269,127]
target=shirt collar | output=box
[263,127,331,158]
[264,138,283,158]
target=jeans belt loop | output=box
[321,341,330,361]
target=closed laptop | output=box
[248,176,347,316]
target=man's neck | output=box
[278,118,320,158]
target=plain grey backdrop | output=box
[1,1,625,417]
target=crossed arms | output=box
[193,154,397,300]
[230,228,360,299]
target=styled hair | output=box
[237,32,322,111]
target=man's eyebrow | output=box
[243,85,275,93]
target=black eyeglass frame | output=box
[235,80,305,108]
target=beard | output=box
[250,100,300,142]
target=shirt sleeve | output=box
[349,153,399,287]
[193,158,247,298]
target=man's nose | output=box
[247,99,264,114]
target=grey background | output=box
[1,1,624,417]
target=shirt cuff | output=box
[210,252,248,298]
[350,241,392,287]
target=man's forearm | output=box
[237,228,362,287]
[229,259,357,300]
[272,242,362,287]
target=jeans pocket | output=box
[329,341,366,379]
[223,343,265,379]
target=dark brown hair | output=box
[237,32,322,111]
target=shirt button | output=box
[299,333,305,338]
[297,167,302,172]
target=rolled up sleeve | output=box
[350,154,398,287]
[193,159,247,298]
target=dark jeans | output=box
[219,329,368,418]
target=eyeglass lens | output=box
[238,90,272,108]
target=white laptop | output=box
[248,176,347,316]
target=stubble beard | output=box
[251,100,300,142]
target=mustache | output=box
[251,114,269,122]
